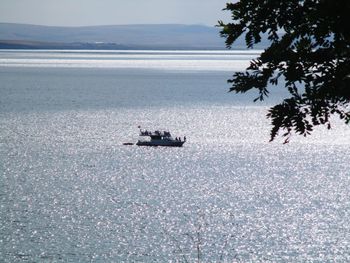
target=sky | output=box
[0,0,232,27]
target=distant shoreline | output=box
[0,40,234,51]
[0,23,269,51]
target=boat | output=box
[136,129,186,147]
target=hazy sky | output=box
[0,0,232,27]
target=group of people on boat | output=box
[175,136,186,142]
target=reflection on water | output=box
[0,50,259,71]
[1,51,350,262]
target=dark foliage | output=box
[218,0,350,142]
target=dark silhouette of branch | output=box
[219,0,350,141]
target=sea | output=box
[0,50,349,262]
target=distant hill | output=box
[0,23,270,50]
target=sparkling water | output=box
[1,50,349,262]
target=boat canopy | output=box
[139,130,172,138]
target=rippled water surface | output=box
[1,50,350,262]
